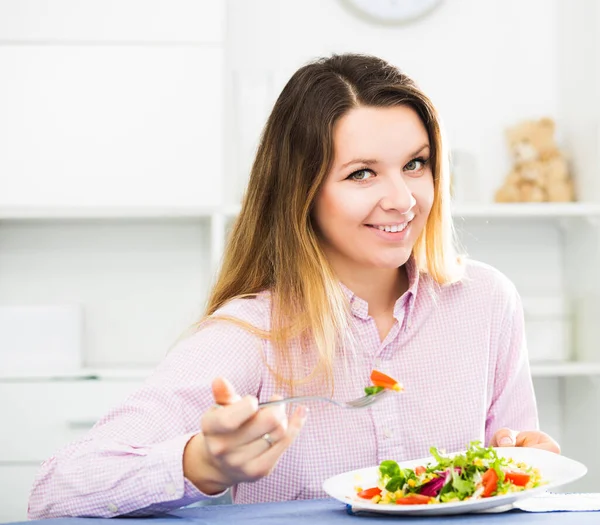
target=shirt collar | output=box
[339,256,420,326]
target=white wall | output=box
[0,0,225,209]
[227,0,561,203]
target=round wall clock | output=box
[340,0,444,26]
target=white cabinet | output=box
[452,208,600,492]
[0,380,144,462]
[0,465,40,522]
[0,0,225,209]
[0,0,224,42]
[0,378,145,522]
[0,46,223,209]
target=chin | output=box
[369,255,412,269]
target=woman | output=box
[28,53,559,518]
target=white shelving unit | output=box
[3,201,600,280]
[530,362,600,377]
[3,201,598,373]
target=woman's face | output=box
[313,105,434,273]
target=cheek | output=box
[314,186,363,233]
[314,188,342,238]
[407,175,435,213]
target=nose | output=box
[379,175,416,215]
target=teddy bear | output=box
[494,117,575,203]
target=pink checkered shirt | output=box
[28,259,538,518]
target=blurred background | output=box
[0,0,599,521]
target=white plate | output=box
[322,447,587,516]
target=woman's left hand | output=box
[491,428,561,454]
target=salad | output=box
[364,369,404,396]
[355,441,544,505]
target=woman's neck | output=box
[338,264,409,318]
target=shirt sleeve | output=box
[27,314,265,519]
[485,279,539,445]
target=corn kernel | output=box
[407,479,416,487]
[473,458,483,467]
[371,495,381,504]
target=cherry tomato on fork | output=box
[370,370,403,391]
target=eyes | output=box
[347,157,429,182]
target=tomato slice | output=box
[370,370,403,391]
[395,494,432,505]
[481,468,498,498]
[505,470,530,487]
[357,487,382,499]
[415,466,426,476]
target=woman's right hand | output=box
[183,377,308,495]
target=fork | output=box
[258,388,389,409]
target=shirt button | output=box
[165,483,176,496]
[383,428,393,438]
[107,503,118,513]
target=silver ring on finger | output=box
[262,432,275,448]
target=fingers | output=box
[212,377,242,405]
[240,405,309,481]
[201,378,258,435]
[236,398,288,446]
[199,384,309,487]
[491,428,561,454]
[516,431,561,454]
[491,427,519,447]
[208,402,289,455]
[527,441,561,454]
[217,425,287,470]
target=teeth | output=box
[378,223,408,233]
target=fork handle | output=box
[258,396,323,408]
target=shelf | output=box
[223,203,600,220]
[0,205,219,220]
[531,362,600,377]
[0,367,154,382]
[2,362,600,382]
[2,203,599,221]
[452,203,600,219]
[217,202,600,220]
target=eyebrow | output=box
[340,144,431,170]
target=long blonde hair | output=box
[204,54,461,392]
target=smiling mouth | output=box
[366,214,415,233]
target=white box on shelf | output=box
[573,294,600,362]
[0,304,83,376]
[522,297,571,362]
